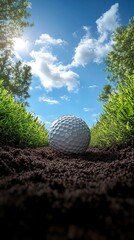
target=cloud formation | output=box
[39,96,59,104]
[83,107,94,112]
[30,46,79,92]
[29,3,120,92]
[96,3,120,34]
[35,33,66,46]
[60,95,70,101]
[71,3,120,67]
[88,85,98,88]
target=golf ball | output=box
[48,115,90,154]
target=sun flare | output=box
[13,37,28,52]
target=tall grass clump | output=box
[0,81,48,147]
[90,74,134,146]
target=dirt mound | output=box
[0,145,134,240]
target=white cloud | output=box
[39,96,59,104]
[60,95,70,101]
[72,38,96,67]
[30,48,57,63]
[35,33,66,46]
[88,85,98,88]
[83,107,94,112]
[30,47,79,92]
[71,3,120,67]
[83,26,90,35]
[28,4,120,92]
[96,3,120,34]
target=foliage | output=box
[0,81,48,147]
[98,84,113,102]
[0,0,32,49]
[2,60,32,106]
[99,17,134,102]
[0,0,33,106]
[105,17,134,83]
[90,74,134,146]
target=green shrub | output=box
[90,74,134,146]
[0,81,48,147]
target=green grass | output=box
[1,73,133,149]
[90,74,134,146]
[0,81,48,147]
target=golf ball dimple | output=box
[48,115,90,154]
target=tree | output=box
[99,17,134,102]
[98,84,113,102]
[0,0,33,106]
[0,0,32,49]
[8,61,32,106]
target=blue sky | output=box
[13,0,134,129]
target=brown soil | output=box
[0,144,134,240]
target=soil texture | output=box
[0,145,134,240]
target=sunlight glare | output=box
[13,38,28,52]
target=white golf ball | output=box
[48,115,90,154]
